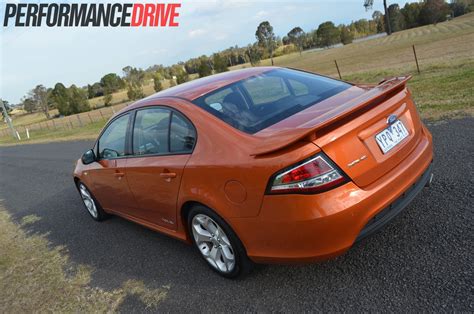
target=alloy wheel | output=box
[79,184,98,218]
[191,214,236,273]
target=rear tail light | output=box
[267,154,348,194]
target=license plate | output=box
[375,120,409,154]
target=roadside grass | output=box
[0,205,169,312]
[0,121,104,145]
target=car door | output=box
[125,107,196,230]
[87,113,136,214]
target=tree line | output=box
[3,0,472,121]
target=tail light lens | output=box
[268,154,348,194]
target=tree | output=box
[51,83,70,115]
[450,0,473,17]
[127,84,145,100]
[401,2,422,29]
[317,21,341,47]
[364,0,392,35]
[212,53,229,73]
[246,44,263,66]
[29,85,50,119]
[340,26,354,45]
[255,21,276,65]
[153,73,164,92]
[87,83,104,99]
[100,73,124,94]
[68,85,90,114]
[123,66,145,101]
[388,4,405,32]
[104,94,113,106]
[197,59,212,77]
[287,27,305,55]
[419,0,450,25]
[372,11,385,33]
[22,97,36,113]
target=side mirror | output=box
[81,149,96,165]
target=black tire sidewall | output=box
[188,205,252,278]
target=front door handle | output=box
[114,171,125,178]
[160,172,177,179]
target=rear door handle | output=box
[160,172,177,179]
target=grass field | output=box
[0,205,168,312]
[1,13,473,145]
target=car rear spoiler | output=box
[251,76,412,157]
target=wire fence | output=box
[0,31,465,141]
[0,103,127,139]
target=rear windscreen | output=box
[192,68,351,134]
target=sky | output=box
[1,0,411,103]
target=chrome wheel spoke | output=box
[192,224,212,243]
[221,245,234,262]
[209,245,220,261]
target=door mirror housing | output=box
[81,149,96,165]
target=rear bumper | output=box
[355,162,433,242]
[229,126,433,264]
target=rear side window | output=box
[133,108,171,155]
[170,113,196,153]
[192,68,351,134]
[98,113,130,159]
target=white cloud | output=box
[254,10,269,19]
[188,28,207,38]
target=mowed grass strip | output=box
[344,58,474,120]
[0,206,169,312]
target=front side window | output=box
[192,68,351,134]
[133,108,171,156]
[98,113,130,159]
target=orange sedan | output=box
[73,67,433,278]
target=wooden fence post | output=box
[99,109,105,121]
[77,115,83,127]
[334,60,342,80]
[412,45,420,74]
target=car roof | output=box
[145,66,277,102]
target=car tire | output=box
[188,205,254,278]
[77,182,108,221]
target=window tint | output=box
[203,88,233,113]
[133,108,170,156]
[288,79,309,96]
[170,113,196,153]
[242,76,290,105]
[98,114,130,159]
[192,68,351,134]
